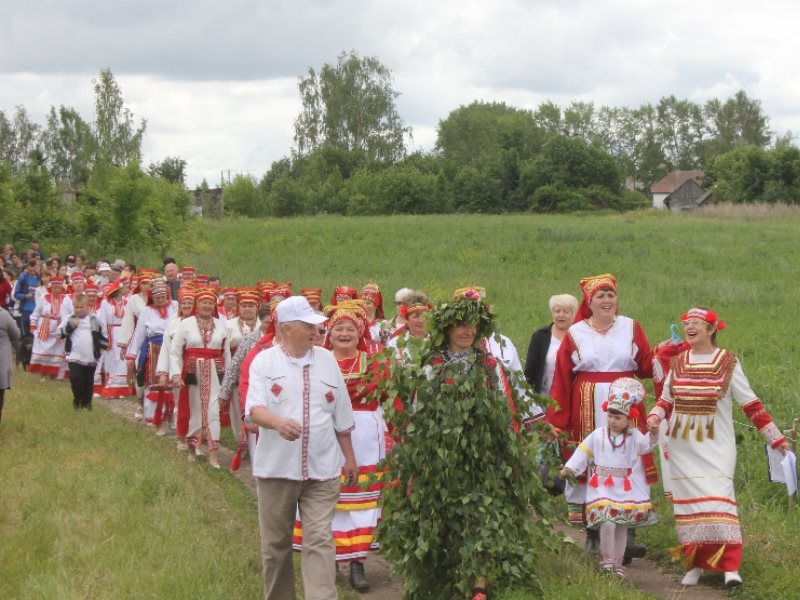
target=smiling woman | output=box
[647,307,791,589]
[546,273,657,562]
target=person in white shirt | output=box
[246,296,358,600]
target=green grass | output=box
[24,209,800,598]
[0,369,358,600]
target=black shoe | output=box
[349,561,370,592]
[623,528,646,565]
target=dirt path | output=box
[100,397,726,600]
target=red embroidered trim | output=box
[301,364,310,480]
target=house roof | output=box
[650,170,704,194]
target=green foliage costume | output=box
[377,290,554,598]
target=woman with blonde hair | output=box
[524,293,579,397]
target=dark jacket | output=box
[524,324,553,394]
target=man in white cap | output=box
[246,296,358,600]
[94,262,113,286]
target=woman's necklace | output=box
[588,317,615,335]
[337,352,361,376]
[196,315,214,346]
[607,427,626,452]
[239,317,255,336]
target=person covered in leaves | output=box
[379,287,549,600]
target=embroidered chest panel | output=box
[669,349,736,416]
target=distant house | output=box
[650,170,711,211]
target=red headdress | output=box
[575,273,617,323]
[194,274,209,287]
[192,287,219,318]
[359,283,385,320]
[323,300,369,351]
[237,287,260,306]
[301,287,323,308]
[681,307,726,331]
[180,266,195,279]
[330,285,357,306]
[48,276,66,289]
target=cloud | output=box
[2,0,800,186]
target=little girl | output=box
[560,377,657,577]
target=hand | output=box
[777,440,792,456]
[171,375,184,388]
[158,374,168,387]
[342,458,359,486]
[559,467,573,480]
[647,415,661,435]
[276,417,302,441]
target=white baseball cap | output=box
[275,296,327,325]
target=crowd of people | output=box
[0,243,791,597]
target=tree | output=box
[293,50,411,162]
[148,156,187,185]
[93,68,146,167]
[223,174,265,217]
[703,90,772,160]
[0,106,41,172]
[42,105,96,186]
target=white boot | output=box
[724,571,742,587]
[681,568,703,586]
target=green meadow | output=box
[3,208,800,598]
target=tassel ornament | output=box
[603,475,614,487]
[589,472,599,488]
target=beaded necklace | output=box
[607,427,627,452]
[196,315,214,347]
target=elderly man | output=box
[246,296,358,600]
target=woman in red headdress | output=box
[125,278,178,435]
[547,273,655,560]
[647,308,790,588]
[28,275,67,379]
[157,286,196,446]
[359,283,390,349]
[292,299,386,592]
[168,287,231,467]
[97,281,136,398]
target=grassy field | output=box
[5,208,800,598]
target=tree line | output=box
[221,51,799,217]
[2,55,800,253]
[0,69,189,254]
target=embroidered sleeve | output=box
[742,398,786,448]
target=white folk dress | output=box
[169,316,230,450]
[548,315,656,526]
[564,426,655,527]
[650,348,785,572]
[97,298,135,398]
[29,293,67,378]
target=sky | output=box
[3,0,800,187]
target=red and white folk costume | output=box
[97,282,135,398]
[125,280,177,428]
[547,273,656,526]
[359,283,389,352]
[157,287,194,443]
[223,288,261,441]
[169,288,231,454]
[217,287,238,321]
[649,308,786,575]
[293,301,387,562]
[28,277,67,378]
